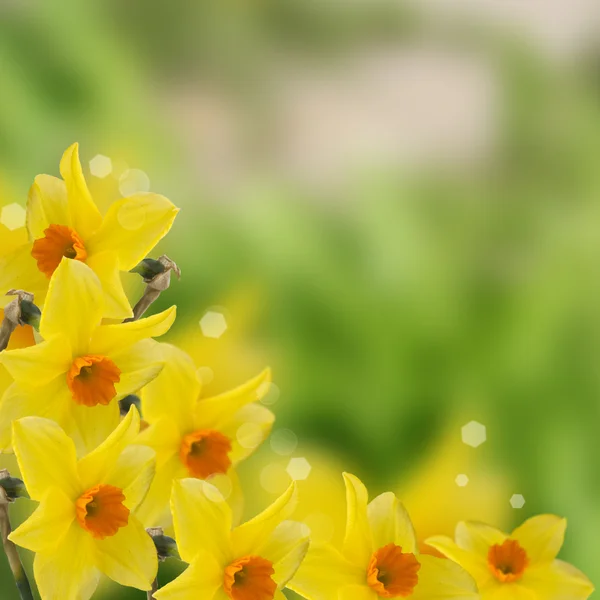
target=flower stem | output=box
[0,486,34,600]
[147,577,158,599]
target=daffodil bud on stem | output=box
[0,470,34,600]
[126,256,181,322]
[146,526,180,600]
[0,290,41,352]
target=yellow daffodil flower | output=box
[288,473,480,600]
[153,478,308,600]
[135,343,272,528]
[9,408,157,600]
[0,258,175,453]
[0,143,179,319]
[427,516,594,599]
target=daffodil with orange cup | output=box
[153,478,308,600]
[9,408,157,600]
[0,259,175,453]
[427,516,594,599]
[288,473,480,600]
[135,343,272,528]
[0,143,178,319]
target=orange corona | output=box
[67,355,121,407]
[75,484,129,540]
[223,556,277,600]
[488,539,529,583]
[31,224,87,278]
[367,544,421,598]
[179,429,232,479]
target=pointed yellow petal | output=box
[511,515,566,564]
[41,259,103,356]
[0,335,72,388]
[95,514,158,590]
[411,554,479,599]
[27,174,70,239]
[253,520,309,589]
[86,250,134,320]
[90,306,176,355]
[77,406,140,489]
[195,368,271,430]
[339,585,378,600]
[105,444,156,512]
[523,561,594,599]
[12,417,80,501]
[342,472,373,567]
[455,521,507,556]
[141,344,199,432]
[171,478,233,565]
[153,552,223,600]
[69,400,122,455]
[367,492,417,554]
[88,193,179,271]
[59,143,102,239]
[0,245,47,309]
[232,481,297,558]
[288,544,364,600]
[222,403,274,466]
[9,487,74,553]
[136,416,182,467]
[33,522,100,600]
[425,534,492,585]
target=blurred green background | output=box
[1,0,600,597]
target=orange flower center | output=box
[367,544,421,598]
[75,484,129,540]
[179,429,232,479]
[67,355,121,407]
[488,539,529,583]
[223,556,277,600]
[31,224,87,278]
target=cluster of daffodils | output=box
[0,144,594,600]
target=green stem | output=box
[0,488,34,600]
[147,577,158,599]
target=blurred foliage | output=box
[1,0,600,597]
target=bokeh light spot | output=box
[206,473,232,501]
[461,421,487,448]
[270,429,298,456]
[117,199,148,230]
[1,203,26,231]
[260,463,290,495]
[201,480,226,504]
[119,168,150,196]
[196,366,214,385]
[236,422,264,449]
[258,381,280,406]
[510,494,526,509]
[455,474,469,487]
[89,154,112,178]
[200,310,228,339]
[286,457,312,481]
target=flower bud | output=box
[147,527,180,561]
[0,469,28,501]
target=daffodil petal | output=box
[232,482,297,558]
[0,335,71,388]
[141,344,199,433]
[153,553,223,600]
[342,473,373,567]
[90,306,176,355]
[171,478,233,565]
[425,535,492,585]
[41,259,104,356]
[339,585,378,600]
[27,174,70,238]
[484,583,535,600]
[87,193,179,271]
[411,554,479,599]
[254,520,309,588]
[86,250,133,320]
[288,544,365,600]
[95,514,157,590]
[77,406,140,489]
[136,453,186,529]
[511,515,566,564]
[136,417,182,466]
[222,403,274,466]
[12,416,80,501]
[0,245,47,308]
[455,521,507,556]
[69,400,122,455]
[105,444,156,512]
[522,560,594,599]
[9,486,74,553]
[367,492,417,554]
[59,143,102,239]
[34,521,100,600]
[195,368,271,430]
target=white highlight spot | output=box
[286,457,312,481]
[1,203,26,231]
[200,311,228,339]
[461,421,487,448]
[89,154,112,178]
